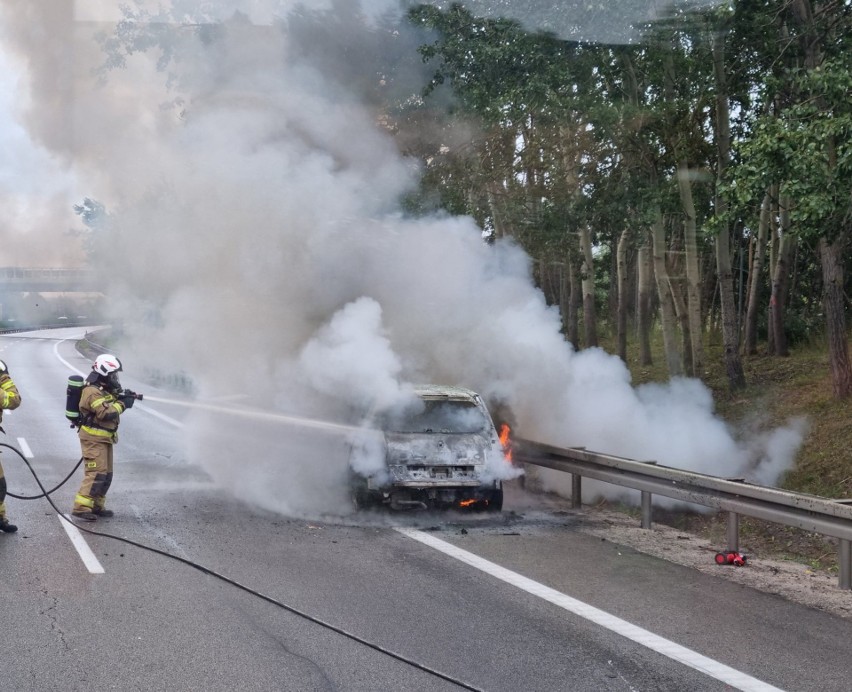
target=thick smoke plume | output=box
[0,1,802,517]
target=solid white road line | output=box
[59,515,105,574]
[16,434,104,574]
[396,527,784,692]
[53,338,183,428]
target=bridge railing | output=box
[0,266,93,279]
[0,266,100,292]
[513,437,852,590]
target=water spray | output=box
[141,393,377,438]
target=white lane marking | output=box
[52,338,97,378]
[52,339,183,429]
[396,527,784,692]
[17,437,33,458]
[59,515,105,574]
[18,436,103,573]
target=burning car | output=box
[349,385,507,511]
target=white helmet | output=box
[93,354,122,376]
[0,360,6,374]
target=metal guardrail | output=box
[79,329,195,394]
[513,438,852,590]
[0,322,99,334]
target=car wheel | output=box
[486,487,503,512]
[352,493,369,511]
[351,479,379,511]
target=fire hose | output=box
[1,442,484,692]
[6,455,82,499]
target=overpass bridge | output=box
[0,267,102,293]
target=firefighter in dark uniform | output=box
[0,359,22,533]
[71,354,135,521]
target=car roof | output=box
[412,384,480,401]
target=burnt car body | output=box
[350,385,505,511]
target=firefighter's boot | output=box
[71,510,97,521]
[0,518,18,533]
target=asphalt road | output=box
[0,328,849,691]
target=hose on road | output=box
[5,453,82,499]
[1,442,484,692]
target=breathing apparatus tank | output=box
[65,375,85,427]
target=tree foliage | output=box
[88,0,852,395]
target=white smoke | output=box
[0,44,84,266]
[0,1,803,517]
[299,297,414,412]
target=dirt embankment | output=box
[576,505,852,620]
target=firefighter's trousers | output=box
[0,458,7,521]
[73,439,114,513]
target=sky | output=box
[0,1,802,519]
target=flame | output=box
[459,499,477,508]
[499,423,512,462]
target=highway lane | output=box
[0,329,849,691]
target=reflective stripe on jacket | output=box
[78,384,125,445]
[0,373,21,425]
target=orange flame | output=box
[499,423,512,462]
[459,499,477,507]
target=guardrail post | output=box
[514,439,852,589]
[727,512,740,552]
[641,491,652,529]
[571,474,582,509]
[840,540,851,590]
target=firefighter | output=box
[0,359,22,533]
[71,353,135,521]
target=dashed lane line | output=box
[16,436,33,459]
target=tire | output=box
[352,489,371,511]
[486,487,503,512]
[349,472,375,511]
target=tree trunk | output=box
[567,259,581,348]
[789,0,849,397]
[676,160,705,375]
[766,187,780,354]
[711,27,746,389]
[768,235,793,356]
[769,200,794,357]
[558,263,571,339]
[616,229,629,362]
[637,245,653,366]
[651,211,683,376]
[743,192,771,354]
[716,224,746,388]
[579,226,598,348]
[669,274,694,376]
[701,251,718,332]
[486,180,510,240]
[819,235,852,398]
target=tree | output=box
[709,15,746,388]
[727,0,852,397]
[743,192,770,355]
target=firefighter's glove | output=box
[119,394,135,409]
